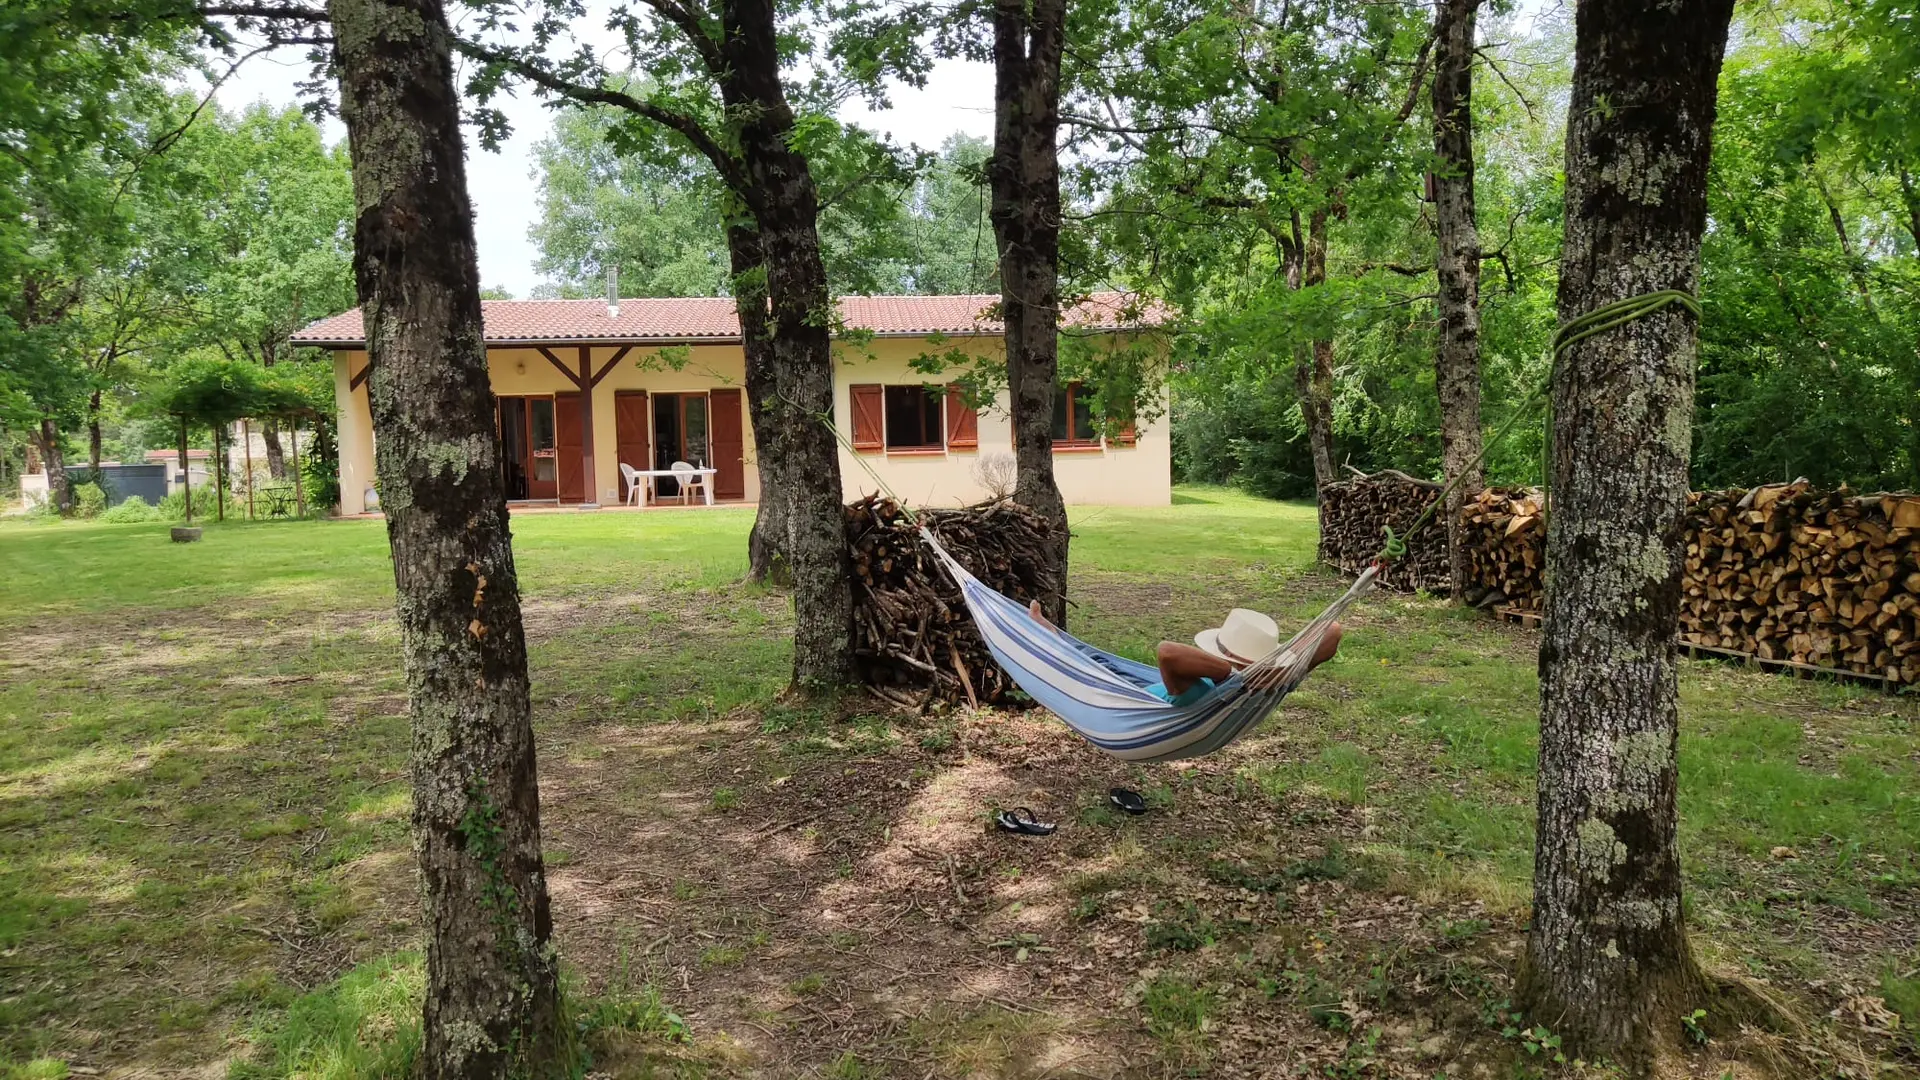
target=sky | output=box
[200,1,1558,300]
[202,28,996,299]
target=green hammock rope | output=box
[1373,288,1701,564]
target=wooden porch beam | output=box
[577,346,598,505]
[589,346,633,388]
[349,359,374,391]
[535,346,585,389]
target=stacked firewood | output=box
[1317,470,1450,592]
[1460,487,1548,612]
[846,493,1055,706]
[1331,476,1920,684]
[1681,483,1920,683]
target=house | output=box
[293,293,1170,516]
[145,448,212,495]
[15,451,204,507]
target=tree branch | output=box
[1394,24,1439,122]
[197,3,328,21]
[1357,260,1433,277]
[1473,46,1536,121]
[454,39,749,201]
[632,0,726,77]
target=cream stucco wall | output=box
[829,336,1173,508]
[330,333,1169,513]
[333,351,375,515]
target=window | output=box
[850,382,977,453]
[1051,382,1098,445]
[884,385,945,450]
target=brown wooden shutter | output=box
[850,384,884,451]
[554,393,585,502]
[945,385,978,449]
[614,391,650,500]
[708,388,746,499]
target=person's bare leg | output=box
[1156,641,1234,695]
[1309,623,1343,671]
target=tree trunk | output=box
[35,418,70,514]
[1432,0,1485,599]
[213,424,226,522]
[731,222,790,586]
[327,0,562,1074]
[262,417,289,479]
[1519,0,1734,1065]
[1899,168,1920,252]
[989,0,1071,627]
[723,0,855,687]
[1298,209,1339,492]
[1814,170,1875,314]
[178,418,191,524]
[88,389,104,473]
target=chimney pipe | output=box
[607,264,620,318]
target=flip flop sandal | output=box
[995,807,1056,836]
[1109,788,1149,816]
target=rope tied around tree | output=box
[1370,288,1701,567]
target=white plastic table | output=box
[630,466,717,506]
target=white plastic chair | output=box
[619,462,646,506]
[670,460,708,506]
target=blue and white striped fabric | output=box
[920,527,1376,763]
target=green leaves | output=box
[146,357,313,427]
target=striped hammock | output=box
[920,527,1378,763]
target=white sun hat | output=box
[1194,608,1281,665]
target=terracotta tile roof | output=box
[291,292,1164,347]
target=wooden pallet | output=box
[1486,612,1910,693]
[1680,641,1911,694]
[1493,605,1542,629]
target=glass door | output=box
[650,393,710,497]
[528,397,557,499]
[498,397,529,500]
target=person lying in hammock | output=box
[1027,602,1343,705]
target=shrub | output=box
[302,422,341,511]
[157,485,220,521]
[99,496,160,524]
[72,483,108,519]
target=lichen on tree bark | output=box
[1520,0,1735,1066]
[327,0,561,1073]
[1432,0,1485,601]
[990,0,1072,627]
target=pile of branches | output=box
[1317,469,1449,592]
[1460,487,1547,611]
[845,493,1054,706]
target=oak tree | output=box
[1521,0,1735,1062]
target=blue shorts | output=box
[1145,677,1215,707]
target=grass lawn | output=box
[1,487,1916,1078]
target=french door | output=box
[496,395,558,500]
[651,393,710,497]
